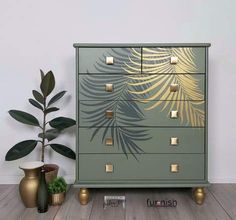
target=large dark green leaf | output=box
[28,99,43,111]
[40,69,45,81]
[50,144,75,159]
[49,117,76,130]
[38,129,60,141]
[40,71,55,97]
[44,107,59,114]
[32,90,44,105]
[9,110,40,126]
[48,91,66,106]
[5,140,38,161]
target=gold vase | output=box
[19,161,44,208]
[50,192,66,206]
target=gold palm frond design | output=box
[123,47,205,127]
[122,48,142,74]
[142,47,198,73]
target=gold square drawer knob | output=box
[105,83,113,92]
[105,137,113,146]
[170,84,179,92]
[105,164,114,173]
[106,57,114,65]
[170,164,179,173]
[105,110,113,119]
[170,110,178,119]
[170,137,179,146]
[170,57,178,64]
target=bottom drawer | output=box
[78,154,205,181]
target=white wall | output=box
[0,0,235,183]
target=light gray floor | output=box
[0,184,235,220]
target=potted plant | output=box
[5,70,76,183]
[48,177,67,205]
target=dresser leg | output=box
[193,187,205,205]
[78,188,89,205]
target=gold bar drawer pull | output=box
[105,137,113,146]
[170,137,179,146]
[106,57,114,65]
[105,164,114,173]
[105,83,113,92]
[170,110,178,119]
[105,110,113,119]
[170,83,179,92]
[170,57,178,64]
[170,164,179,173]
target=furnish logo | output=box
[147,199,177,208]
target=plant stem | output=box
[41,98,46,162]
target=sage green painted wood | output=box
[74,43,210,191]
[79,127,204,154]
[74,181,210,188]
[79,100,205,127]
[142,47,206,74]
[205,47,209,182]
[78,47,141,74]
[78,154,205,181]
[78,74,205,101]
[74,43,211,48]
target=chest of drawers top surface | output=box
[75,43,210,187]
[73,43,211,47]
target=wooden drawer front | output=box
[142,47,206,74]
[78,154,205,181]
[79,127,204,154]
[78,48,141,74]
[79,100,205,127]
[78,74,205,101]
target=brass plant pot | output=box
[19,161,44,208]
[44,164,59,184]
[50,192,66,206]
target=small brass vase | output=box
[50,192,66,206]
[19,161,44,208]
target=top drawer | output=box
[78,47,206,74]
[78,47,141,74]
[142,47,206,74]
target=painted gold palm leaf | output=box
[141,47,198,73]
[124,47,205,127]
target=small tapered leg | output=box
[193,187,205,205]
[78,188,89,205]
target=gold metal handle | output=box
[106,57,114,65]
[105,137,113,146]
[105,110,113,119]
[170,137,179,146]
[170,164,179,173]
[105,83,113,92]
[170,110,178,119]
[105,164,114,173]
[170,83,179,92]
[170,57,178,64]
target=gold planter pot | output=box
[19,161,44,208]
[50,192,66,206]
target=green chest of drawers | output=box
[74,43,211,205]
